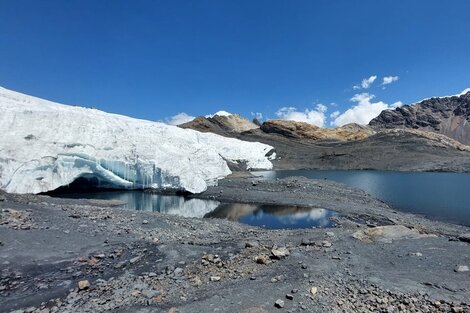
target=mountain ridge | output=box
[370,90,470,145]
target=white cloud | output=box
[330,111,340,119]
[276,103,327,127]
[166,112,195,126]
[354,75,377,90]
[382,76,399,85]
[251,112,263,120]
[332,93,401,127]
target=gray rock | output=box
[271,247,290,259]
[142,289,161,299]
[78,280,90,290]
[173,267,184,276]
[274,299,285,308]
[245,241,260,248]
[454,265,469,272]
[130,256,141,264]
[210,276,221,282]
[458,233,470,243]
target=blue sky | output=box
[1,0,470,127]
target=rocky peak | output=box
[369,90,470,145]
[179,113,259,136]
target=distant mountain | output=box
[180,114,376,142]
[260,120,375,141]
[370,89,470,145]
[179,112,259,136]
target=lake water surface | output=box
[253,170,470,226]
[59,191,337,229]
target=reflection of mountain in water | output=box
[55,191,336,229]
[205,203,337,229]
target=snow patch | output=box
[206,110,232,118]
[0,87,273,194]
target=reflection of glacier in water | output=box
[205,203,337,229]
[58,191,220,218]
[55,191,337,229]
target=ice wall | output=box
[0,87,274,194]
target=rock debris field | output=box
[0,176,469,313]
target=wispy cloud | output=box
[166,112,195,125]
[330,111,340,119]
[251,112,263,120]
[276,103,327,127]
[353,75,377,90]
[382,75,399,86]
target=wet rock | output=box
[78,280,90,290]
[274,299,285,308]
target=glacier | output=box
[0,87,274,194]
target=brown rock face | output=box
[370,90,470,145]
[260,120,375,141]
[179,114,258,136]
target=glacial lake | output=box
[253,170,470,226]
[57,191,337,229]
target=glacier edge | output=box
[0,87,274,194]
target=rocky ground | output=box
[1,177,469,313]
